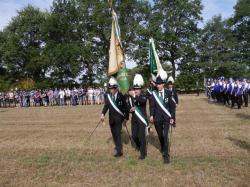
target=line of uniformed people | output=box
[206,78,249,109]
[101,70,178,164]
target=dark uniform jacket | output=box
[150,89,175,122]
[127,93,147,121]
[102,92,129,122]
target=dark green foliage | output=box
[128,64,171,87]
[1,6,47,82]
[0,0,249,91]
[150,0,203,78]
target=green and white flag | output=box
[108,9,129,94]
[149,38,162,79]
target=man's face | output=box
[168,84,173,89]
[110,87,117,95]
[157,83,164,91]
[134,88,141,96]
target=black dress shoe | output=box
[114,153,123,157]
[163,157,170,164]
[138,155,146,160]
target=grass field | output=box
[0,95,249,186]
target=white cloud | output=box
[200,0,237,27]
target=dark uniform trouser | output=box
[109,117,123,154]
[27,98,30,107]
[131,117,146,157]
[232,95,243,108]
[222,92,226,104]
[215,91,220,102]
[224,93,230,105]
[172,106,176,126]
[220,91,224,103]
[231,94,236,107]
[237,96,243,108]
[155,120,170,158]
[211,91,216,100]
[243,93,248,107]
[9,99,14,107]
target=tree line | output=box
[0,0,249,91]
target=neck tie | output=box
[160,92,163,99]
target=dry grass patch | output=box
[0,95,249,186]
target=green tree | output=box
[43,0,84,85]
[231,0,250,68]
[0,31,6,76]
[128,63,171,86]
[43,0,150,86]
[1,5,48,82]
[199,15,247,78]
[78,0,151,81]
[150,0,203,78]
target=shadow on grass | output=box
[226,137,250,153]
[106,129,130,145]
[235,113,250,120]
[201,97,233,107]
[121,129,130,145]
[147,132,161,153]
[0,110,8,113]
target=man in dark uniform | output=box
[146,78,157,132]
[101,77,129,157]
[242,79,248,107]
[224,79,231,106]
[150,70,175,164]
[0,92,3,108]
[231,79,242,109]
[128,74,148,160]
[167,76,178,127]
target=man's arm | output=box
[121,94,129,120]
[150,94,155,120]
[174,89,179,105]
[133,95,147,106]
[101,94,109,115]
[167,91,175,125]
[149,96,155,116]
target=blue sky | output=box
[0,0,237,30]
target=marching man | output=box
[128,74,148,160]
[242,79,249,107]
[100,77,129,157]
[167,76,178,127]
[150,70,175,164]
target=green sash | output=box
[152,91,171,118]
[107,94,124,117]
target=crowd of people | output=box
[205,77,250,109]
[0,87,106,108]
